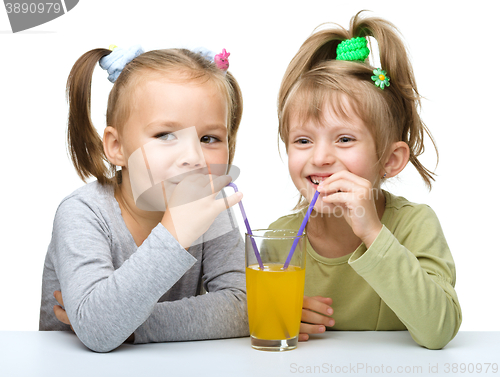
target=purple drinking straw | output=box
[226,183,264,270]
[283,190,320,270]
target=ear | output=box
[382,141,410,178]
[103,126,126,167]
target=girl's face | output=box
[287,100,381,214]
[119,76,229,207]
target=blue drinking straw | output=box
[283,190,320,270]
[226,183,264,270]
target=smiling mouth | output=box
[308,175,330,185]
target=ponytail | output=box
[353,13,438,188]
[66,48,115,185]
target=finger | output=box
[215,191,243,211]
[319,179,365,196]
[322,191,354,205]
[53,290,64,306]
[302,309,335,327]
[209,175,232,193]
[319,172,370,193]
[322,169,368,185]
[298,333,310,342]
[311,296,333,305]
[323,192,367,213]
[53,305,71,325]
[303,296,334,316]
[319,177,352,191]
[300,322,327,335]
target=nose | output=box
[177,138,205,168]
[311,141,335,166]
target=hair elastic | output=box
[99,44,144,83]
[336,37,370,62]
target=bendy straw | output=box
[283,190,320,270]
[226,183,264,270]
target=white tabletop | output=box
[0,331,499,377]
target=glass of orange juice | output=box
[245,229,306,351]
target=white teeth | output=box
[310,176,325,185]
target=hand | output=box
[53,291,73,331]
[318,170,382,247]
[299,296,335,341]
[162,174,242,249]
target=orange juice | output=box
[246,263,305,340]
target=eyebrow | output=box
[145,121,181,131]
[289,120,362,135]
[145,121,227,134]
[202,124,228,134]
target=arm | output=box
[348,205,462,349]
[52,198,196,352]
[133,212,249,343]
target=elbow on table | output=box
[74,326,128,353]
[80,335,124,353]
[414,325,460,350]
[418,335,451,350]
[415,301,462,350]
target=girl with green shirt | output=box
[270,11,461,349]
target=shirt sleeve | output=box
[133,225,249,343]
[51,197,197,353]
[348,205,462,349]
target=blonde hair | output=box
[67,48,243,185]
[278,11,437,195]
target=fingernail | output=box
[329,319,334,326]
[327,308,333,315]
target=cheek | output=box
[203,146,229,165]
[287,149,305,180]
[146,147,179,181]
[341,148,373,175]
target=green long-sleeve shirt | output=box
[268,190,461,349]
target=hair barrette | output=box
[214,49,230,71]
[371,68,390,90]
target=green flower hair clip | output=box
[336,37,370,61]
[371,68,390,90]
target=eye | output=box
[200,135,221,144]
[294,138,311,145]
[338,136,354,143]
[156,132,177,141]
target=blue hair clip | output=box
[193,47,215,62]
[99,44,144,83]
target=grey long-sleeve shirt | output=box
[39,181,249,352]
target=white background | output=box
[0,1,499,332]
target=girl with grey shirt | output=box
[39,46,248,352]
